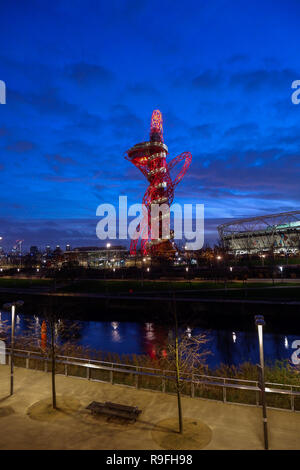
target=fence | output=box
[4,347,300,412]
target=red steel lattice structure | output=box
[125,109,192,256]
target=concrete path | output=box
[0,366,299,450]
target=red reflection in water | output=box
[144,323,168,359]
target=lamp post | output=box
[255,315,268,450]
[3,300,24,395]
[106,243,111,268]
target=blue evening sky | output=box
[0,0,300,249]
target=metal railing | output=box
[4,348,300,412]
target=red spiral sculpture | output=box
[126,110,192,256]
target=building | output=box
[63,245,128,268]
[218,210,300,255]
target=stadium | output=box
[218,210,300,255]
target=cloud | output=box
[192,70,222,89]
[45,153,78,166]
[224,122,259,138]
[226,54,249,65]
[66,62,113,86]
[0,127,8,137]
[6,140,35,153]
[190,124,215,139]
[230,68,297,92]
[44,176,80,183]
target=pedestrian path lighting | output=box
[2,300,24,395]
[255,315,268,450]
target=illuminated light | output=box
[150,348,156,359]
[17,268,20,272]
[36,268,39,272]
[41,320,47,350]
[279,266,283,272]
[143,258,146,262]
[284,336,289,349]
[186,267,189,272]
[217,256,222,260]
[0,268,2,272]
[106,243,111,248]
[150,109,164,143]
[186,327,192,338]
[147,267,150,272]
[111,321,119,330]
[229,266,233,272]
[232,332,237,343]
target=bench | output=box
[86,401,142,423]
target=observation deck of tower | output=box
[125,110,192,257]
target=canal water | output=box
[0,310,299,369]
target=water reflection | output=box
[0,310,300,369]
[111,322,121,343]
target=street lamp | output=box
[255,315,268,450]
[2,300,24,395]
[106,243,111,266]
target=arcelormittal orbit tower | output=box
[126,110,192,257]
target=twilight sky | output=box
[0,0,300,250]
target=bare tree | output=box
[165,295,210,434]
[25,308,81,409]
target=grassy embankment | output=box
[1,278,300,300]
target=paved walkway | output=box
[0,365,299,450]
